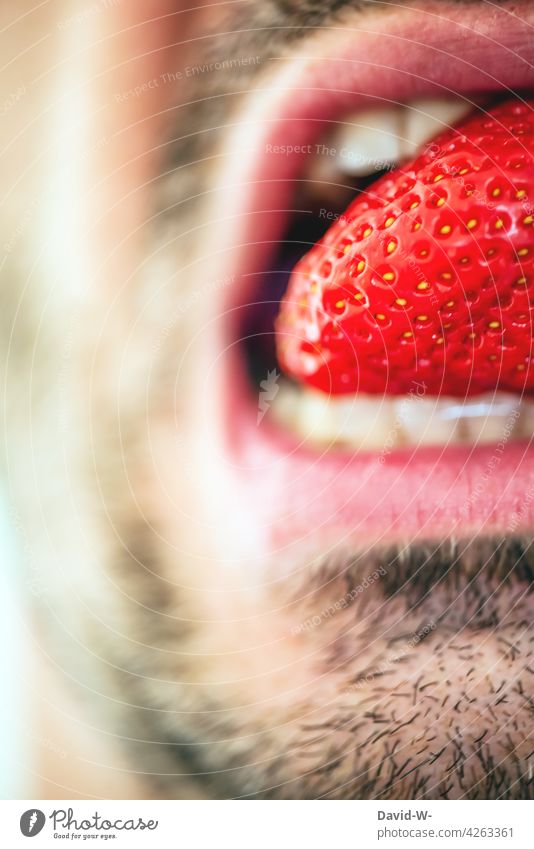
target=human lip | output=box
[211,1,534,303]
[202,2,534,555]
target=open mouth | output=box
[244,92,534,453]
[203,2,534,550]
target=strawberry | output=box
[275,99,534,396]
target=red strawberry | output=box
[275,99,534,396]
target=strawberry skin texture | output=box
[275,100,534,396]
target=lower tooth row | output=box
[270,383,531,450]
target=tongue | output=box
[275,98,534,397]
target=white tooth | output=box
[334,108,403,177]
[395,396,459,446]
[304,149,354,205]
[437,394,521,445]
[464,414,515,445]
[401,98,472,160]
[325,396,396,451]
[272,384,528,452]
[270,380,300,428]
[520,403,534,439]
[295,389,333,443]
[291,390,396,451]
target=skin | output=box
[2,0,534,799]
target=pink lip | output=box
[234,401,534,551]
[211,1,534,558]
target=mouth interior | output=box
[237,91,534,451]
[241,164,397,387]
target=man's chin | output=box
[103,514,534,798]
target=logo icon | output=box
[257,368,280,424]
[20,810,46,837]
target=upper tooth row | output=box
[312,97,472,180]
[271,383,531,451]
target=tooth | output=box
[270,380,300,428]
[435,394,518,444]
[303,148,355,206]
[296,390,343,445]
[520,403,534,439]
[334,107,404,177]
[465,402,520,445]
[323,396,396,450]
[295,389,332,443]
[394,396,460,446]
[464,414,514,445]
[401,98,472,160]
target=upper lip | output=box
[200,1,534,561]
[213,0,534,316]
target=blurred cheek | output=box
[70,0,210,283]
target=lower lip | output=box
[215,3,534,553]
[226,382,534,553]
